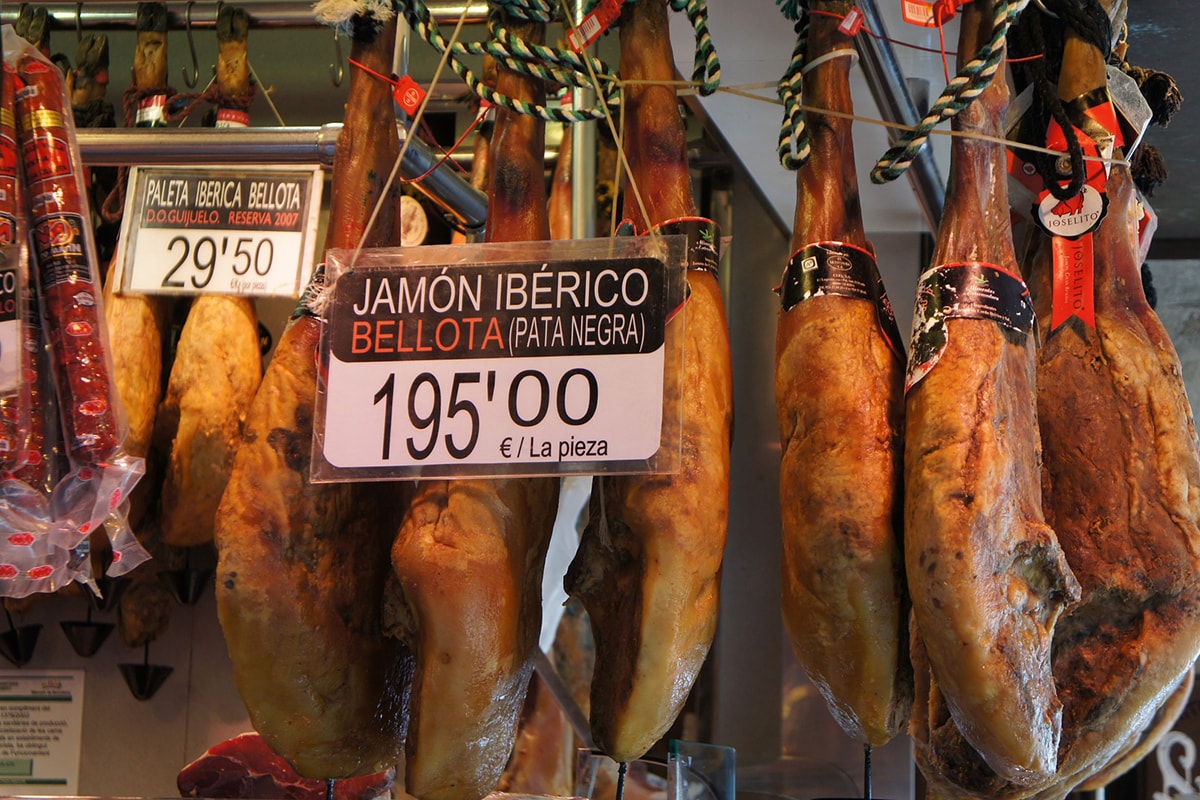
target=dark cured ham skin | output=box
[904,0,1078,787]
[177,733,394,800]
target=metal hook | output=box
[181,1,200,88]
[75,2,83,40]
[330,27,344,87]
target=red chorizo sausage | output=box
[15,55,120,466]
[0,63,31,474]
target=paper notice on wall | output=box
[0,672,84,794]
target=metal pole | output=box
[853,0,945,232]
[76,125,488,232]
[0,1,490,30]
[569,0,597,240]
[394,13,413,124]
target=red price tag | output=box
[838,7,864,36]
[393,75,426,116]
[901,0,936,25]
[568,0,622,51]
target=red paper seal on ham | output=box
[177,733,395,800]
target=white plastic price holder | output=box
[311,236,688,481]
[115,165,323,298]
[0,246,20,395]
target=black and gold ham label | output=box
[653,217,720,278]
[906,262,1035,393]
[779,241,904,359]
[30,213,91,289]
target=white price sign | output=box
[0,251,20,394]
[322,352,664,470]
[312,239,686,480]
[117,165,322,297]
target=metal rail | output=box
[570,0,596,240]
[0,1,490,30]
[75,125,488,232]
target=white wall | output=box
[1146,258,1200,420]
[5,584,249,797]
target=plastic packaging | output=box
[0,25,149,598]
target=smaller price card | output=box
[116,165,323,297]
[0,248,20,395]
[313,237,687,480]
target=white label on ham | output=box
[115,165,322,298]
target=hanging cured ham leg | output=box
[1022,161,1200,795]
[214,7,411,779]
[915,169,1200,800]
[564,0,733,763]
[388,17,559,800]
[903,0,1078,786]
[1011,9,1200,789]
[773,0,909,747]
[158,5,262,548]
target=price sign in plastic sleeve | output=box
[311,237,687,480]
[116,165,322,298]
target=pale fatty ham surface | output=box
[158,295,261,547]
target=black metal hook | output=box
[330,27,345,87]
[181,1,200,88]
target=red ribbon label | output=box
[1037,90,1118,331]
[1035,94,1121,238]
[1050,232,1095,331]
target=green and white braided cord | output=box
[870,0,1029,183]
[398,0,621,122]
[669,0,721,96]
[775,9,810,170]
[396,0,720,120]
[495,0,556,22]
